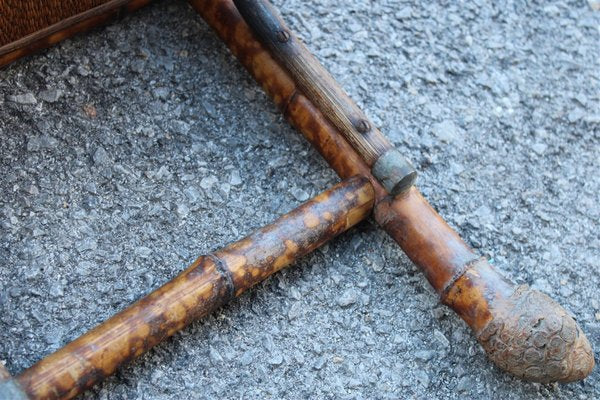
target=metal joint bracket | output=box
[371,148,417,196]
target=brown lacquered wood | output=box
[0,0,152,68]
[374,189,477,293]
[191,0,594,383]
[16,177,374,400]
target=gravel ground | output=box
[1,1,599,399]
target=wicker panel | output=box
[0,0,112,47]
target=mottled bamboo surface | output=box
[193,0,594,383]
[0,0,598,398]
[16,177,374,399]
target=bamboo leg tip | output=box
[477,285,595,383]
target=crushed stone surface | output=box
[0,1,598,398]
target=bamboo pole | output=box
[231,0,416,196]
[189,0,594,383]
[14,177,374,400]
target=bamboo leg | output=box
[15,177,374,400]
[233,0,416,195]
[190,0,594,383]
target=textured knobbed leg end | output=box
[443,258,594,383]
[477,285,595,383]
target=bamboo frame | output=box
[189,0,594,383]
[233,0,416,196]
[8,177,374,400]
[232,0,390,166]
[0,0,595,397]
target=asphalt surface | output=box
[1,0,599,399]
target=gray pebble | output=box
[76,238,98,252]
[135,247,152,258]
[93,147,111,166]
[240,350,253,366]
[396,7,413,20]
[415,370,430,388]
[434,329,450,349]
[49,283,64,298]
[474,205,494,226]
[176,203,190,218]
[27,135,58,152]
[347,378,362,388]
[220,183,231,197]
[38,89,62,103]
[288,302,302,320]
[432,120,463,142]
[151,166,172,181]
[312,342,322,355]
[203,101,217,118]
[77,261,95,276]
[531,143,547,155]
[414,350,436,362]
[7,93,36,104]
[337,289,358,307]
[153,87,169,100]
[290,187,309,202]
[230,170,242,186]
[200,175,218,191]
[313,356,326,370]
[26,185,39,195]
[369,255,384,272]
[268,353,284,366]
[209,346,223,365]
[456,375,473,393]
[183,187,200,204]
[294,351,305,365]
